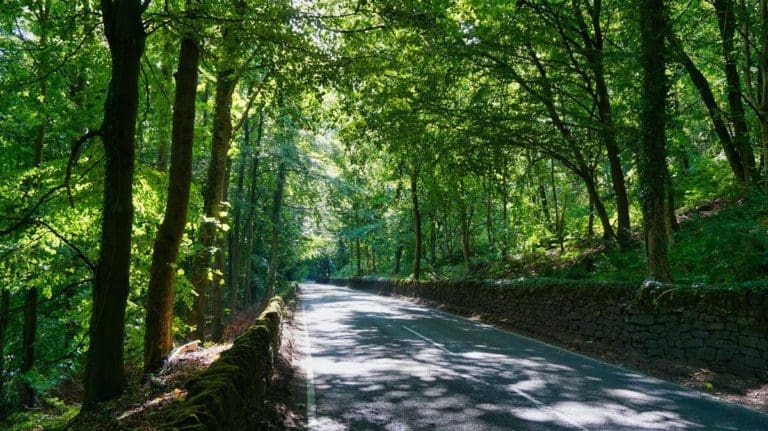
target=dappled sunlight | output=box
[299,284,768,430]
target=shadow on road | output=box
[300,284,764,430]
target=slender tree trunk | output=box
[429,214,437,265]
[668,185,679,231]
[588,194,595,238]
[392,244,403,275]
[410,168,422,279]
[596,79,631,246]
[639,0,674,282]
[228,120,249,314]
[265,162,287,299]
[458,177,472,271]
[550,161,566,251]
[241,113,264,304]
[228,173,244,311]
[83,0,146,407]
[484,174,493,246]
[143,35,199,374]
[715,0,757,182]
[0,289,9,394]
[211,236,226,342]
[19,287,37,406]
[538,184,552,229]
[581,170,614,241]
[21,6,50,404]
[370,244,377,273]
[355,237,362,276]
[211,157,232,342]
[155,40,174,172]
[584,9,632,246]
[668,32,746,183]
[500,165,509,258]
[189,67,236,341]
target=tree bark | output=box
[155,39,174,172]
[580,168,614,241]
[143,36,199,374]
[83,0,146,407]
[211,236,226,342]
[0,289,9,394]
[19,287,37,406]
[228,119,249,313]
[577,2,632,246]
[668,32,746,183]
[355,237,362,276]
[392,244,403,275]
[639,0,674,282]
[241,112,264,304]
[189,67,236,341]
[410,168,422,279]
[714,0,757,182]
[265,161,287,299]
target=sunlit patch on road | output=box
[298,283,768,430]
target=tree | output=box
[410,166,422,279]
[83,0,148,407]
[188,27,238,341]
[143,24,200,373]
[638,0,673,282]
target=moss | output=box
[158,294,287,430]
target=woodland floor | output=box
[0,309,302,431]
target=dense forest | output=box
[0,0,766,427]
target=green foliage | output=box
[0,397,78,431]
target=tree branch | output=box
[65,128,101,208]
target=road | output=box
[297,283,768,430]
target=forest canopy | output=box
[0,0,766,426]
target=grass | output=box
[0,398,79,431]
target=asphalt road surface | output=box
[297,283,768,430]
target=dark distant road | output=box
[297,283,768,430]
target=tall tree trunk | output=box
[500,165,509,257]
[0,289,9,394]
[212,156,232,342]
[143,35,199,374]
[580,169,614,241]
[538,183,552,229]
[668,32,746,183]
[579,3,632,246]
[429,214,437,265]
[410,168,422,279]
[355,237,362,276]
[83,0,146,407]
[228,167,245,312]
[228,118,250,314]
[392,244,403,275]
[484,174,494,246]
[19,287,37,406]
[639,0,674,282]
[715,0,758,182]
[241,112,264,304]
[155,39,174,172]
[189,67,236,341]
[265,162,287,299]
[595,77,631,246]
[21,4,50,404]
[587,194,595,238]
[211,236,226,342]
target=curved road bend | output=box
[297,283,768,431]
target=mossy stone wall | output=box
[159,296,285,431]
